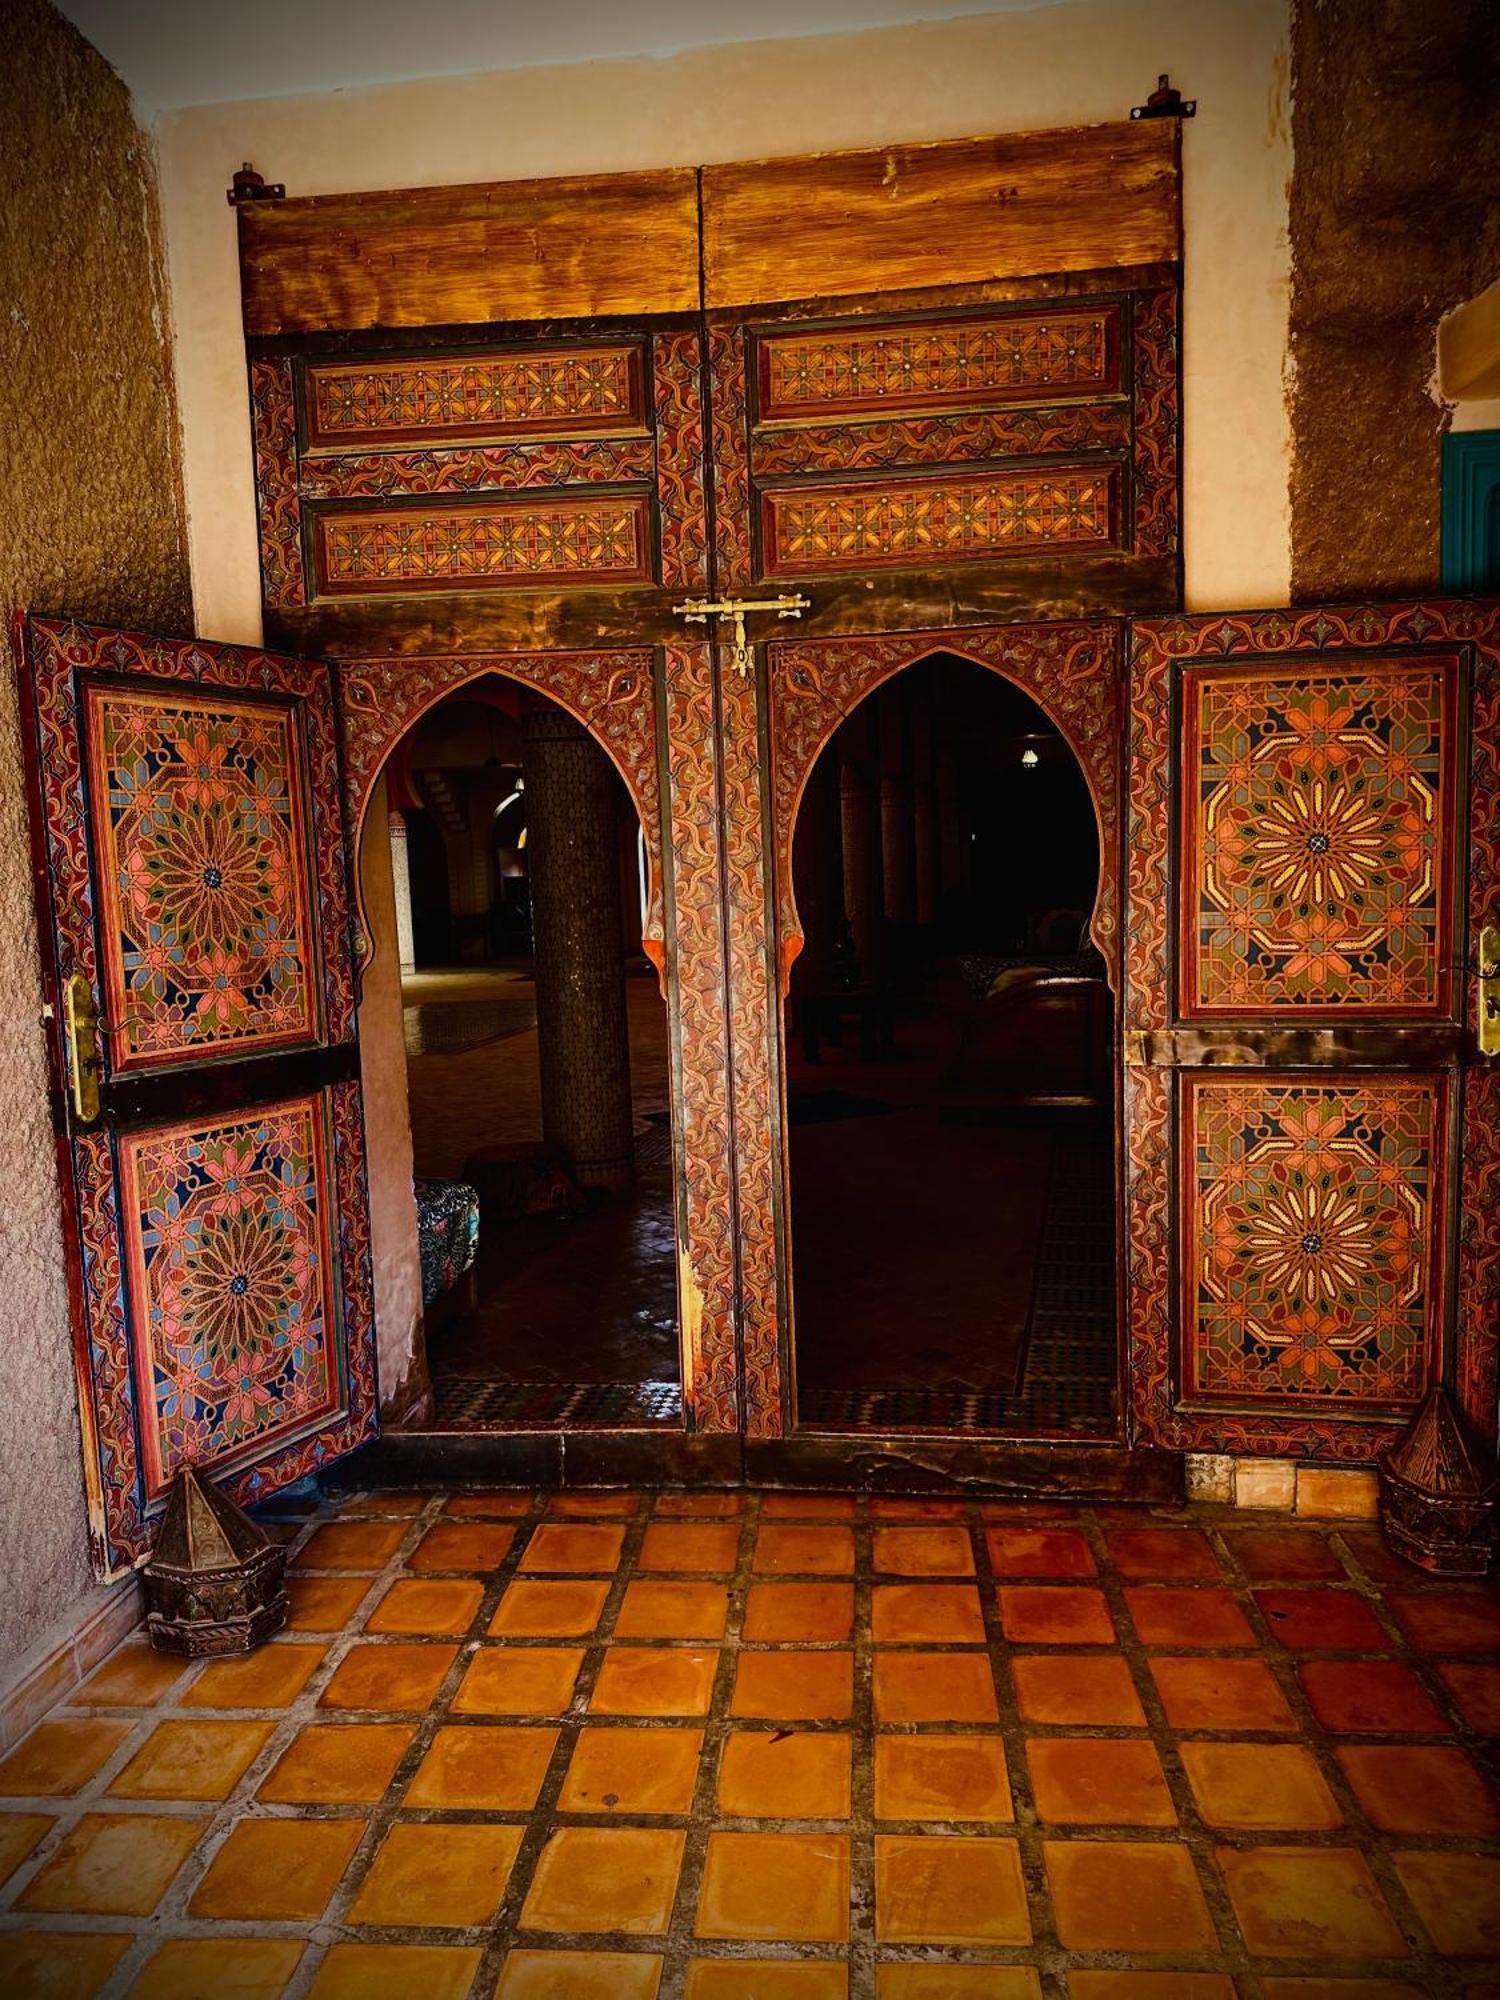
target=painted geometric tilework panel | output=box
[1183,1076,1441,1411]
[304,343,646,447]
[84,687,319,1068]
[312,496,654,596]
[1184,661,1453,1014]
[119,1096,342,1500]
[755,308,1119,422]
[761,467,1117,577]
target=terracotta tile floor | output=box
[1,1491,1498,1997]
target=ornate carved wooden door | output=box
[17,617,377,1577]
[1124,600,1500,1465]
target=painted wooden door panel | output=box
[1125,600,1500,1461]
[17,618,377,1577]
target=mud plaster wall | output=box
[0,0,191,1682]
[1288,0,1500,599]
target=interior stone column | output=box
[910,683,940,931]
[388,811,416,975]
[878,682,916,926]
[521,695,635,1193]
[838,709,885,980]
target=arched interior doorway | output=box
[783,651,1117,1433]
[356,670,678,1429]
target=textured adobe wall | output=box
[0,0,190,1681]
[1289,0,1500,599]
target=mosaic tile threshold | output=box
[0,1486,1496,1999]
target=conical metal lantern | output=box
[142,1465,289,1656]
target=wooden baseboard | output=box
[0,1576,143,1752]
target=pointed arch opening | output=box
[781,646,1118,1435]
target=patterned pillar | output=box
[879,682,916,926]
[838,710,885,980]
[388,812,415,974]
[911,685,940,931]
[521,696,635,1193]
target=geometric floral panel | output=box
[84,686,320,1069]
[1184,661,1453,1013]
[118,1096,342,1501]
[1184,1076,1441,1410]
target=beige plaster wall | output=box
[1,0,192,1683]
[157,0,1294,645]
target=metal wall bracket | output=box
[1132,74,1196,119]
[228,164,286,207]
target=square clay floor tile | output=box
[1392,1849,1500,1958]
[695,1831,849,1941]
[287,1576,373,1631]
[1180,1741,1343,1830]
[1217,1845,1406,1959]
[743,1583,855,1642]
[687,1964,846,1999]
[338,1492,431,1517]
[133,1937,307,1998]
[366,1578,485,1636]
[1256,1984,1423,2000]
[985,1527,1096,1578]
[1027,1737,1175,1826]
[0,1814,52,1887]
[760,1494,857,1519]
[1298,1660,1446,1734]
[559,1726,704,1813]
[296,1521,409,1570]
[106,1717,274,1799]
[1044,1840,1216,1953]
[520,1524,626,1573]
[753,1526,856,1575]
[616,1581,729,1639]
[0,1933,132,1996]
[1150,1657,1297,1732]
[1124,1588,1256,1650]
[406,1724,559,1810]
[0,1718,130,1797]
[1224,1530,1345,1582]
[349,1822,523,1926]
[523,1827,686,1934]
[872,1585,987,1644]
[872,1527,975,1576]
[873,1735,1012,1822]
[1388,1589,1500,1653]
[1105,1527,1220,1581]
[498,1951,664,1999]
[257,1722,416,1803]
[307,1943,483,2000]
[718,1730,852,1818]
[407,1522,515,1572]
[454,1647,584,1717]
[996,1586,1115,1646]
[490,1580,612,1639]
[18,1811,205,1915]
[182,1641,327,1707]
[1439,1662,1500,1734]
[874,1834,1029,1945]
[591,1647,718,1716]
[731,1650,853,1720]
[873,1653,998,1723]
[878,1972,1041,2000]
[189,1816,363,1920]
[548,1492,639,1516]
[1066,1979,1234,1999]
[1335,1744,1500,1835]
[655,1492,745,1517]
[870,1498,968,1521]
[639,1524,741,1573]
[1253,1588,1390,1652]
[319,1642,458,1712]
[444,1492,535,1518]
[75,1644,186,1707]
[1013,1655,1145,1727]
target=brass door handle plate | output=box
[62,971,103,1124]
[1480,924,1500,1057]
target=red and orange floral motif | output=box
[1185,661,1453,1013]
[86,687,319,1067]
[1185,1078,1440,1409]
[121,1098,342,1500]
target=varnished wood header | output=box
[238,167,701,335]
[701,120,1180,309]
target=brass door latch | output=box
[1480,924,1500,1057]
[672,595,811,674]
[62,971,103,1124]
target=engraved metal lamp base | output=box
[143,1466,289,1656]
[1377,1386,1496,1579]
